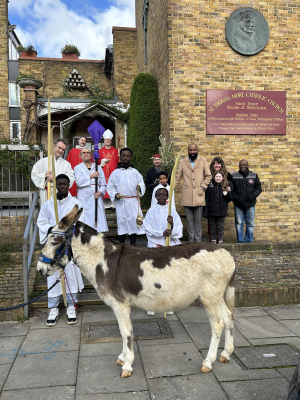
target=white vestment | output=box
[31,157,75,206]
[107,166,145,235]
[37,193,84,297]
[144,203,183,248]
[151,183,176,210]
[74,163,108,232]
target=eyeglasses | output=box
[82,152,91,155]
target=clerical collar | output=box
[57,193,68,200]
[117,162,135,169]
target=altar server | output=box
[74,148,108,232]
[31,139,75,206]
[107,147,145,245]
[37,174,84,327]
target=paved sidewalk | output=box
[0,304,299,399]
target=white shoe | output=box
[147,311,155,316]
[67,305,77,325]
[166,312,174,315]
[46,307,59,327]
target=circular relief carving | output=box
[225,7,269,56]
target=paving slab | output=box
[139,342,203,378]
[264,305,300,320]
[233,306,269,318]
[221,377,290,400]
[176,307,209,324]
[0,336,24,365]
[76,355,147,395]
[30,312,83,329]
[131,309,178,321]
[249,337,300,349]
[279,319,300,336]
[147,375,228,400]
[21,327,80,353]
[234,344,300,369]
[0,364,11,391]
[76,392,150,400]
[0,386,75,400]
[212,354,281,382]
[277,366,296,383]
[82,309,177,324]
[234,316,296,339]
[184,323,250,348]
[137,321,192,346]
[4,351,78,390]
[0,321,30,337]
[80,341,139,357]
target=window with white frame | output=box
[9,82,20,106]
[10,121,21,142]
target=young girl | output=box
[203,171,233,244]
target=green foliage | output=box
[158,135,176,174]
[61,43,81,56]
[127,73,161,206]
[16,73,41,83]
[0,244,15,273]
[86,77,114,100]
[17,44,36,52]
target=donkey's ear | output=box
[58,205,83,231]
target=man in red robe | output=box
[66,136,93,196]
[99,129,119,208]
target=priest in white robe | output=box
[31,139,75,206]
[144,187,183,248]
[74,148,108,233]
[107,148,145,245]
[37,174,84,327]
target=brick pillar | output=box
[21,86,38,142]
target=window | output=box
[10,121,21,142]
[9,82,20,106]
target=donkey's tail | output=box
[225,264,235,313]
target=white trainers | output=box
[46,307,59,327]
[67,305,77,325]
[147,311,155,316]
[166,312,174,315]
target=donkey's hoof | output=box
[116,359,125,366]
[200,365,211,373]
[121,370,132,378]
[219,355,229,363]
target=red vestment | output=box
[66,148,93,197]
[99,146,119,199]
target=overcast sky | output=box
[9,0,135,59]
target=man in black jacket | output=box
[231,160,262,243]
[146,154,162,193]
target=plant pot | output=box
[16,78,43,90]
[62,53,79,60]
[20,51,37,57]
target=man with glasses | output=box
[74,148,108,233]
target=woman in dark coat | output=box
[203,171,233,244]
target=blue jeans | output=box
[234,206,255,243]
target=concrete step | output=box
[31,292,104,308]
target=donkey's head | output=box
[37,205,83,276]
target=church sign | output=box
[206,89,286,135]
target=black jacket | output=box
[231,169,262,210]
[203,180,233,218]
[145,167,159,192]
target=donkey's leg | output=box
[200,301,224,373]
[219,301,234,363]
[114,306,134,378]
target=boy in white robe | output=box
[31,139,75,206]
[151,171,175,210]
[144,187,183,315]
[37,174,84,327]
[74,148,108,233]
[107,147,145,245]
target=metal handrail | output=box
[22,191,39,319]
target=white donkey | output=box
[37,206,236,378]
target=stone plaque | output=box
[225,7,269,55]
[206,89,286,135]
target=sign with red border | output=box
[206,89,286,135]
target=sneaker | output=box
[67,305,77,325]
[147,311,155,316]
[166,311,174,315]
[46,307,59,327]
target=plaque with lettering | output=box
[225,7,269,56]
[206,89,286,135]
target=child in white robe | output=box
[37,174,84,327]
[144,187,183,316]
[151,171,176,210]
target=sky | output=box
[9,0,135,59]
